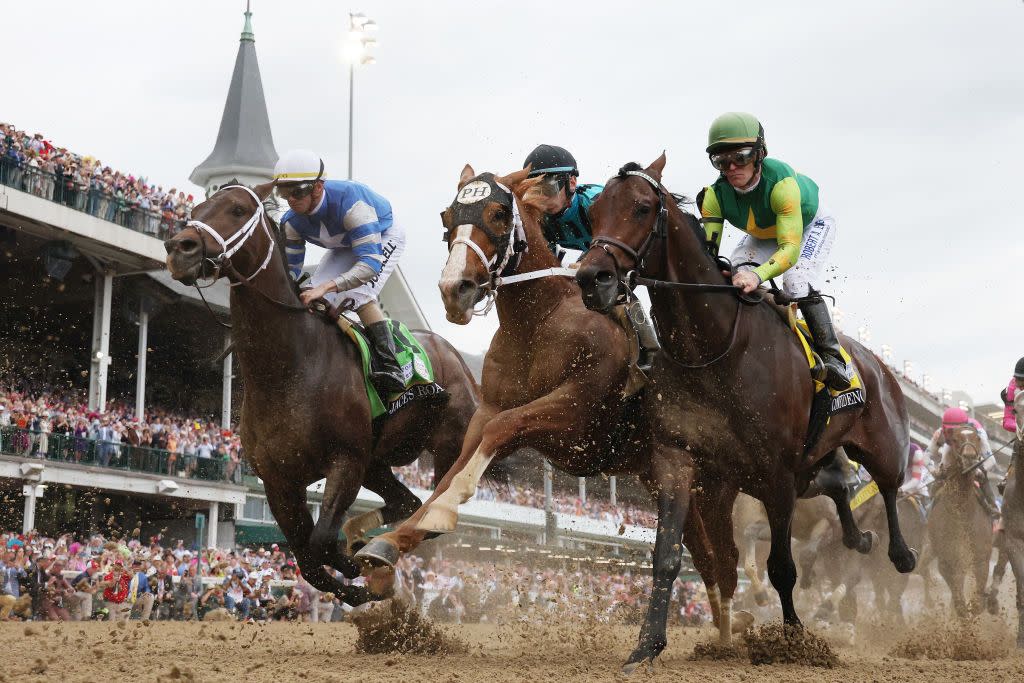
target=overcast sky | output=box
[4,1,1022,406]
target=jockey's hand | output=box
[299,282,337,307]
[732,270,761,294]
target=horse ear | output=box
[495,167,531,191]
[253,181,275,201]
[459,164,476,189]
[647,152,667,179]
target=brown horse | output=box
[575,155,918,632]
[164,183,478,604]
[356,165,725,672]
[928,428,994,616]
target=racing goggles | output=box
[276,183,316,201]
[710,147,758,171]
[539,173,571,197]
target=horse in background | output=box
[927,427,994,616]
[164,182,479,604]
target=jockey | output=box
[274,149,406,394]
[926,406,1000,518]
[1000,356,1024,434]
[523,144,661,371]
[901,442,932,496]
[698,112,850,391]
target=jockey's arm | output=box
[332,222,387,293]
[283,222,306,281]
[697,186,725,253]
[924,428,946,474]
[753,178,804,284]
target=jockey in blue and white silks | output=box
[274,149,406,393]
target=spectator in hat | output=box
[173,565,200,621]
[67,560,102,620]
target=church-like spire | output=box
[190,1,278,193]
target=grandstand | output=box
[0,5,1012,573]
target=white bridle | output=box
[184,185,276,287]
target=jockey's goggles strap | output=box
[186,184,275,286]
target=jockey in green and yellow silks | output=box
[698,113,851,391]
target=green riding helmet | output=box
[706,112,766,155]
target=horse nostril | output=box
[457,280,476,295]
[595,271,615,286]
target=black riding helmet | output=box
[523,144,579,178]
[1015,356,1024,379]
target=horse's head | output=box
[575,154,668,313]
[437,164,534,324]
[164,181,276,286]
[947,426,982,471]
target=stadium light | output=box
[345,12,378,180]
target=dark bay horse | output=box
[164,182,478,603]
[356,165,728,672]
[575,154,917,632]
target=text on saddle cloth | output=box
[339,319,444,419]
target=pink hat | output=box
[942,407,969,427]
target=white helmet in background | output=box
[272,149,325,185]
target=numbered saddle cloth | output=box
[342,319,445,419]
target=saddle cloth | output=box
[789,306,866,453]
[337,317,445,419]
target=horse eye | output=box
[231,205,246,217]
[635,204,651,216]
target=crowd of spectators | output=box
[0,122,193,238]
[0,384,244,484]
[0,529,710,627]
[392,554,708,626]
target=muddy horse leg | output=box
[623,448,695,674]
[764,481,801,626]
[308,458,366,580]
[817,454,875,554]
[1006,535,1024,647]
[847,445,917,573]
[357,406,493,565]
[702,485,747,644]
[343,462,424,553]
[263,479,373,606]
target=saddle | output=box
[309,297,446,420]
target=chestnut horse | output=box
[164,183,478,604]
[575,155,918,632]
[356,166,728,672]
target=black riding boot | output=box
[366,321,407,395]
[625,299,661,373]
[798,297,852,392]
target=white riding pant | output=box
[311,224,406,310]
[731,209,836,298]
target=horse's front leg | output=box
[309,454,366,579]
[624,447,694,675]
[356,404,495,566]
[343,462,424,554]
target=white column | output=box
[135,304,148,419]
[208,501,219,549]
[22,484,41,534]
[221,333,233,429]
[88,271,113,412]
[609,476,617,507]
[543,460,556,545]
[578,477,586,503]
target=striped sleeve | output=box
[343,200,386,274]
[283,220,306,280]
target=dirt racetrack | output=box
[4,615,1023,683]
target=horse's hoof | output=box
[354,538,399,569]
[859,530,878,555]
[892,546,918,573]
[732,610,755,633]
[621,657,652,676]
[754,589,770,607]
